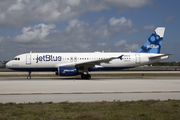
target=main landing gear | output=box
[27,71,31,79]
[81,74,91,80]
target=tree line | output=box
[0,60,8,67]
[151,62,180,66]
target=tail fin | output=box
[136,27,165,53]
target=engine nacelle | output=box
[56,67,79,76]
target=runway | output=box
[1,71,180,75]
[0,77,180,103]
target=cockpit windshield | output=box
[14,58,20,60]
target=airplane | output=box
[6,27,172,79]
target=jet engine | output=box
[56,67,79,76]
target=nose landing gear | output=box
[27,71,31,79]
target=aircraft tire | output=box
[81,74,86,79]
[86,74,91,80]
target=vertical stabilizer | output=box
[136,27,165,53]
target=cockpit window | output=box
[14,58,20,61]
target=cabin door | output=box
[135,54,141,64]
[26,54,31,65]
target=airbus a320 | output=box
[6,27,172,79]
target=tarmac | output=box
[1,71,180,75]
[0,76,180,103]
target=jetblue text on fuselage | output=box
[36,55,61,63]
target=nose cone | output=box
[6,61,11,68]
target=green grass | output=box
[0,73,180,77]
[0,100,180,120]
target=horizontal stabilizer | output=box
[149,54,173,60]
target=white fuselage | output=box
[6,52,167,72]
[5,27,170,79]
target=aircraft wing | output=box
[56,55,124,68]
[74,56,120,68]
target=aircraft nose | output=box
[6,61,11,68]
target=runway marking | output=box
[0,91,180,95]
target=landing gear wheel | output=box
[81,74,91,79]
[81,74,86,79]
[27,71,31,79]
[86,74,91,80]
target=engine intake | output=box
[56,67,79,76]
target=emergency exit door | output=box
[135,54,141,64]
[26,54,31,65]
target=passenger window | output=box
[18,58,20,60]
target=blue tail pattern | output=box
[136,27,165,54]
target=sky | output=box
[0,0,179,62]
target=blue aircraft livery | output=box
[136,31,163,54]
[36,55,61,63]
